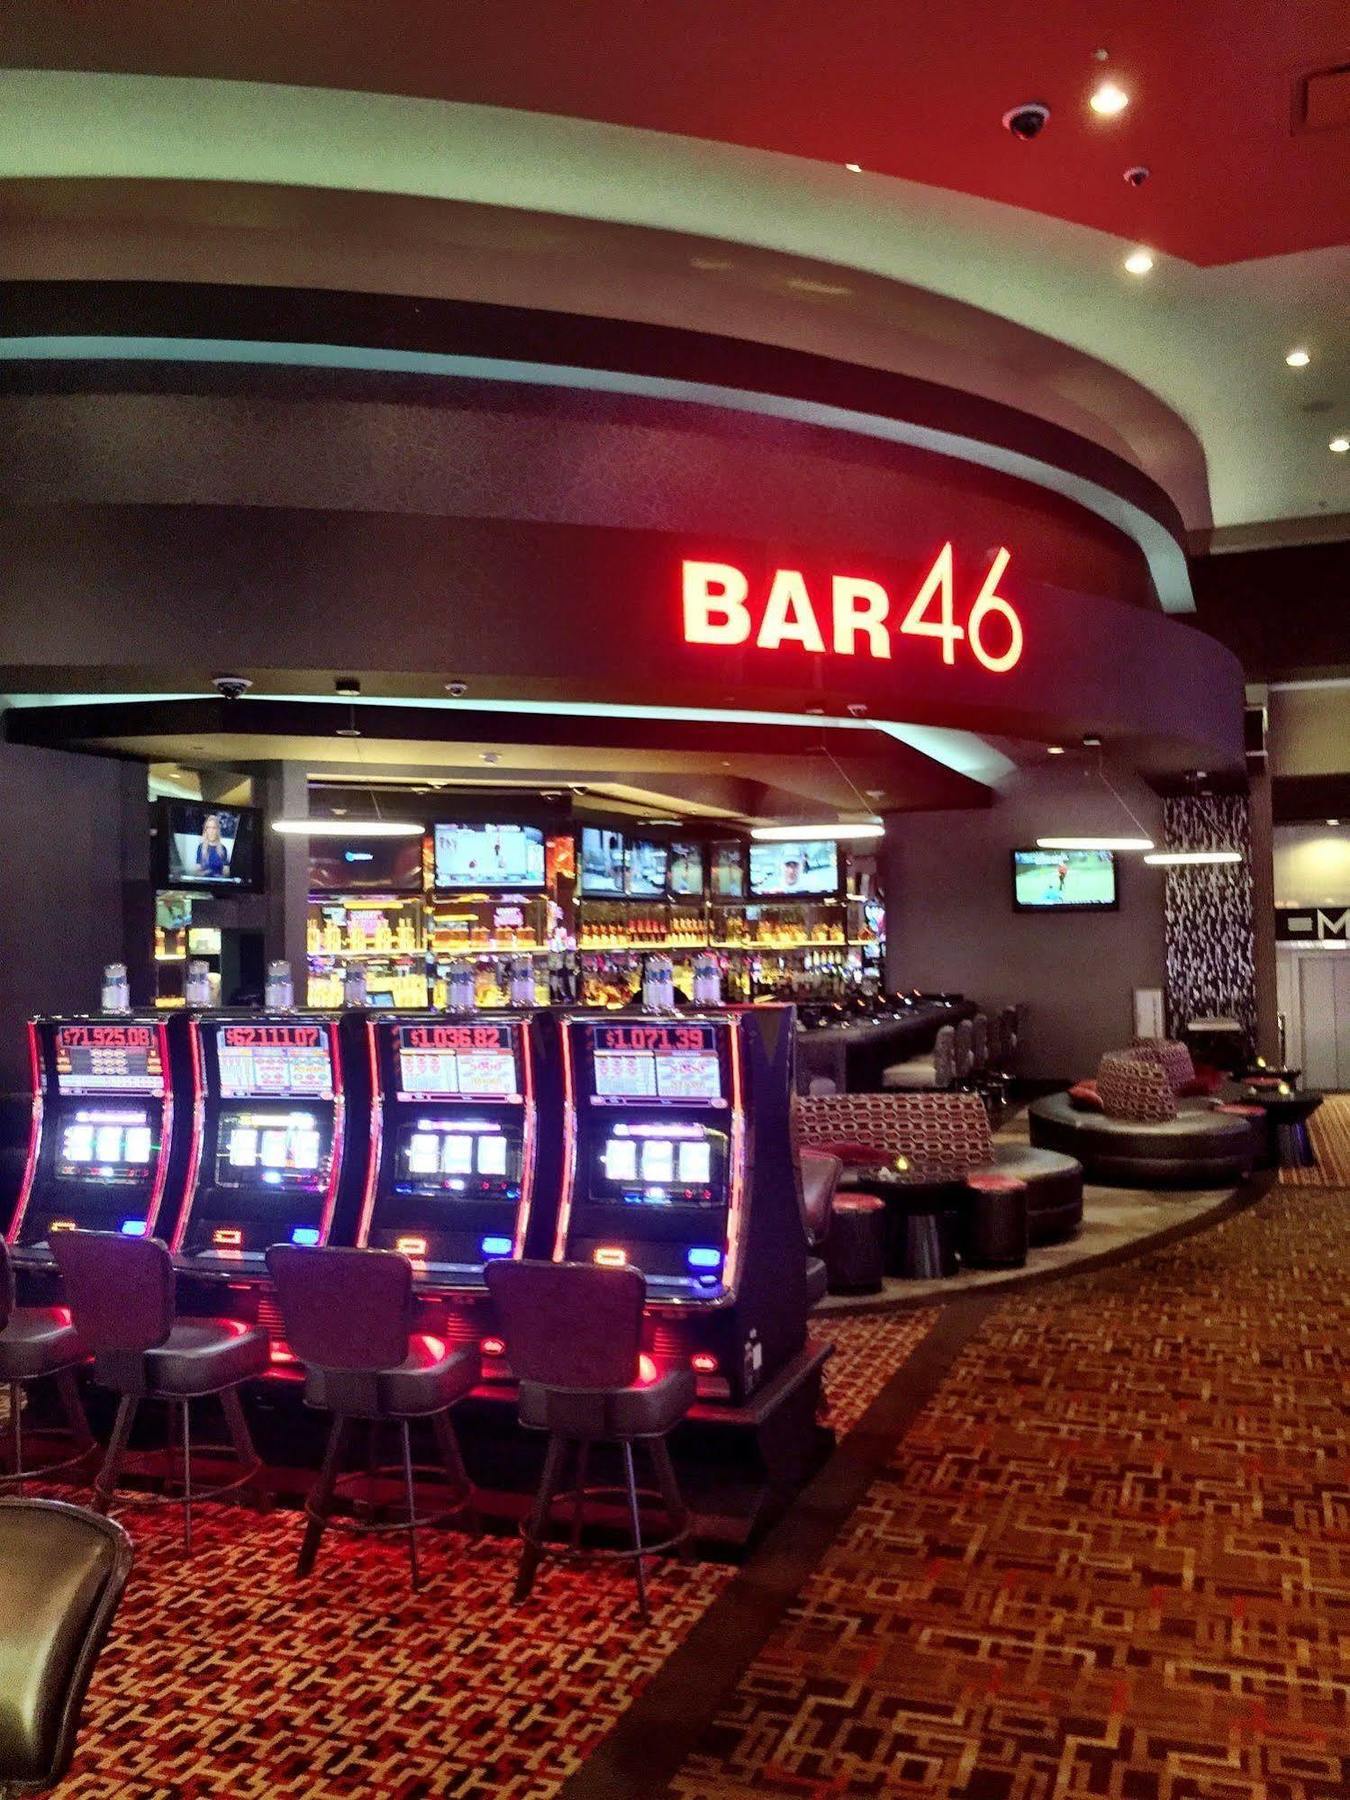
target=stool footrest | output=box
[524,1482,691,1562]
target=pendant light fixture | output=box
[270,699,424,838]
[1035,737,1155,853]
[1143,849,1242,866]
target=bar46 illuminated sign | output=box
[682,545,1023,673]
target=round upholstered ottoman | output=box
[963,1171,1028,1269]
[1028,1092,1257,1187]
[986,1143,1085,1244]
[825,1194,887,1294]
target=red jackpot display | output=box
[8,1015,194,1260]
[172,1014,371,1276]
[556,1008,807,1402]
[359,1014,566,1362]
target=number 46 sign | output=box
[681,545,1023,673]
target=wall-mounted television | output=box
[748,840,840,898]
[711,841,746,898]
[156,801,263,892]
[625,838,669,897]
[668,841,705,898]
[309,835,425,894]
[1011,848,1119,912]
[580,826,626,895]
[433,823,545,890]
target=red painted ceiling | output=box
[5,0,1348,266]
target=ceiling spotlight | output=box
[1285,348,1311,367]
[1123,248,1154,276]
[1330,436,1349,454]
[1046,745,1066,756]
[845,162,862,172]
[1090,80,1129,116]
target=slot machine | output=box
[172,1013,371,1278]
[554,1007,806,1403]
[358,1013,564,1365]
[9,1014,193,1263]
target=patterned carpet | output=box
[44,1309,936,1799]
[1279,1092,1350,1189]
[671,1186,1350,1800]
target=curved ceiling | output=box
[0,25,1347,541]
[5,0,1347,264]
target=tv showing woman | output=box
[195,813,233,880]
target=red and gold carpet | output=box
[43,1308,936,1798]
[670,1185,1350,1800]
[1279,1092,1350,1188]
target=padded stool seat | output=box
[0,1308,84,1382]
[825,1193,886,1294]
[306,1335,478,1419]
[116,1320,269,1398]
[0,1499,132,1793]
[520,1367,696,1438]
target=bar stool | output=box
[0,1241,95,1488]
[267,1244,479,1589]
[486,1259,694,1624]
[51,1232,268,1552]
[824,1193,887,1293]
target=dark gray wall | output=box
[883,765,1165,1082]
[0,741,146,1097]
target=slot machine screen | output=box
[54,1023,163,1095]
[396,1120,519,1195]
[396,1022,521,1100]
[589,1022,724,1106]
[55,1109,157,1183]
[593,1121,726,1208]
[216,1025,335,1099]
[215,1110,329,1190]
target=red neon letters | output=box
[681,546,1023,673]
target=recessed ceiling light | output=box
[1330,436,1349,454]
[1123,248,1154,276]
[1285,348,1311,367]
[845,162,862,172]
[1046,745,1065,755]
[1090,81,1129,116]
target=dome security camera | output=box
[445,681,468,698]
[1002,102,1051,141]
[211,674,253,701]
[847,701,868,718]
[1124,164,1150,187]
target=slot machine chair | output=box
[0,1241,95,1487]
[486,1259,694,1625]
[51,1232,269,1553]
[797,1150,841,1310]
[266,1244,479,1591]
[0,1498,132,1798]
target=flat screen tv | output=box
[668,841,705,898]
[625,838,669,897]
[433,823,545,890]
[158,801,262,892]
[710,840,746,898]
[580,826,626,895]
[309,835,425,894]
[1011,848,1118,912]
[748,839,840,898]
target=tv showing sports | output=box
[1011,848,1118,912]
[668,842,705,898]
[433,823,545,890]
[160,802,261,891]
[625,839,669,897]
[580,827,626,895]
[309,835,425,893]
[748,840,839,898]
[711,841,746,898]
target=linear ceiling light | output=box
[1036,835,1154,852]
[751,822,883,841]
[272,818,422,837]
[1143,850,1242,866]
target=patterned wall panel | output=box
[1162,793,1257,1045]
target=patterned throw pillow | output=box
[1098,1050,1178,1122]
[1067,1080,1103,1111]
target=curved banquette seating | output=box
[795,1091,1084,1246]
[1029,1046,1257,1187]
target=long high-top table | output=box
[794,1000,979,1094]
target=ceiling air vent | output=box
[1295,64,1350,133]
